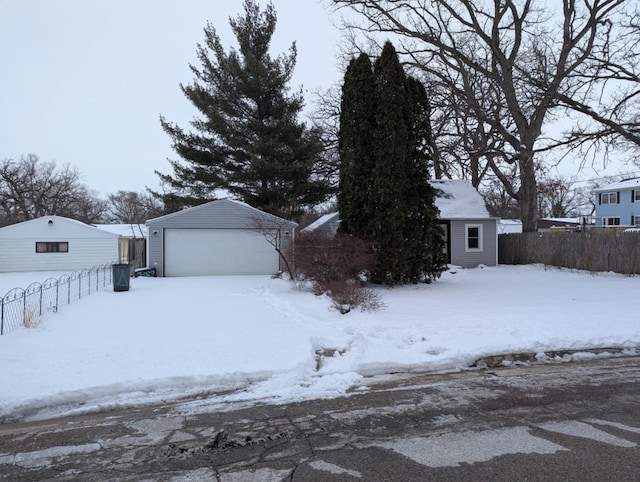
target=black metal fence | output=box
[0,263,114,336]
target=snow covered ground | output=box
[1,264,639,422]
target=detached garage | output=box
[146,199,296,277]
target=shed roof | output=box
[430,179,494,219]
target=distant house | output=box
[303,180,498,269]
[0,216,120,273]
[535,217,594,233]
[301,212,340,237]
[431,179,498,268]
[146,199,296,277]
[93,224,148,271]
[594,178,640,227]
[498,219,523,234]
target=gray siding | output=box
[146,200,296,276]
[449,219,498,268]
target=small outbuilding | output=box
[431,179,498,268]
[146,199,296,277]
[0,216,120,272]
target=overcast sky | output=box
[0,0,345,197]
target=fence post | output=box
[1,297,4,336]
[55,282,59,313]
[79,276,82,299]
[39,285,43,317]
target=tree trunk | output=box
[519,153,538,233]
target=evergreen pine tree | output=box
[403,76,448,282]
[370,42,411,284]
[337,54,376,237]
[153,0,330,220]
[338,41,446,285]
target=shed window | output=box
[36,242,69,253]
[465,224,483,252]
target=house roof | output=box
[0,215,120,238]
[301,212,339,233]
[594,177,640,192]
[430,179,494,219]
[93,224,148,238]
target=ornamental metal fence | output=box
[0,263,114,336]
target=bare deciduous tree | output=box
[248,212,297,279]
[536,173,584,218]
[0,155,107,226]
[106,190,163,224]
[551,6,640,161]
[332,0,632,231]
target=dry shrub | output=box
[294,232,382,313]
[23,307,43,329]
[321,279,384,314]
[294,232,374,284]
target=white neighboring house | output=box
[0,216,120,273]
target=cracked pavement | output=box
[1,356,640,480]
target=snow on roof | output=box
[594,177,640,192]
[93,224,148,238]
[301,212,339,233]
[430,179,493,219]
[0,215,117,234]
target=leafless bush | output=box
[294,232,382,313]
[321,279,384,314]
[294,232,373,283]
[22,308,43,329]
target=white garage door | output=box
[164,229,279,276]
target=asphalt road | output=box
[1,356,640,481]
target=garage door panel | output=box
[164,229,278,276]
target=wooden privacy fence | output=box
[499,230,640,275]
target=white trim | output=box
[465,223,483,252]
[600,192,618,204]
[602,216,621,226]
